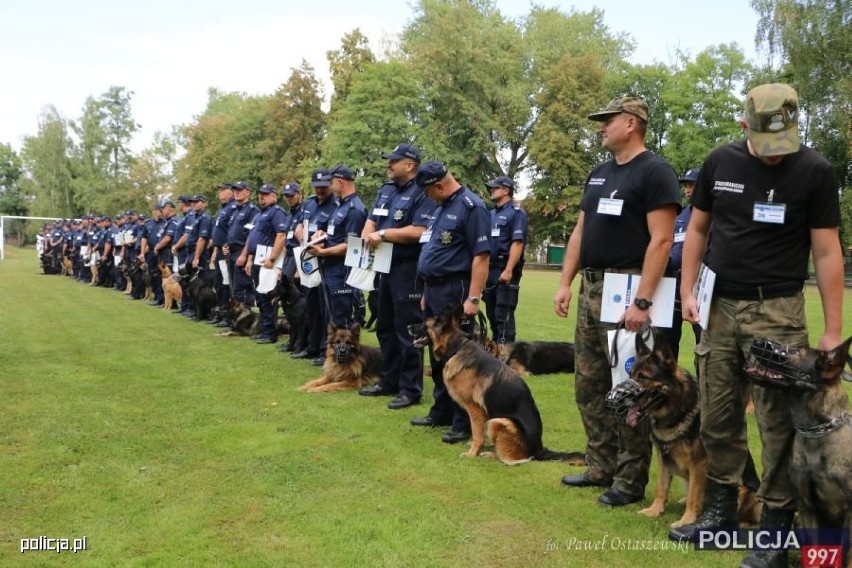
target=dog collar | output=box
[795,411,848,439]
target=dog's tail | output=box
[534,448,586,464]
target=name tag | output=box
[419,230,432,243]
[753,202,786,224]
[309,222,318,232]
[491,228,501,237]
[597,198,624,216]
[287,230,294,239]
[674,231,686,243]
[373,208,389,217]
[327,224,336,236]
[244,223,255,230]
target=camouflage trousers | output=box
[697,293,807,510]
[574,273,651,497]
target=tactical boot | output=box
[740,507,795,568]
[669,479,739,542]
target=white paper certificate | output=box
[344,236,393,274]
[694,264,716,330]
[600,273,677,328]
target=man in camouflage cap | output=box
[671,84,844,568]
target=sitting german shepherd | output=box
[494,341,575,376]
[216,297,259,337]
[179,265,217,321]
[299,323,382,393]
[607,331,761,528]
[158,263,183,310]
[411,304,585,465]
[744,336,852,548]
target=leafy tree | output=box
[257,61,326,187]
[0,143,29,244]
[20,106,76,217]
[127,129,181,210]
[326,30,376,115]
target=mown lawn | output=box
[1,248,849,567]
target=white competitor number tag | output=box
[373,208,389,217]
[753,202,785,224]
[597,198,624,216]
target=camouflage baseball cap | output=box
[588,95,649,122]
[744,83,800,157]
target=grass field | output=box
[1,248,849,567]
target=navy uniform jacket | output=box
[186,211,212,251]
[669,204,693,270]
[177,211,195,245]
[489,200,527,262]
[285,202,305,251]
[301,195,337,243]
[144,218,164,250]
[226,202,260,248]
[73,229,85,252]
[212,200,238,248]
[326,194,367,266]
[368,179,435,262]
[161,215,179,247]
[418,186,491,278]
[249,204,289,250]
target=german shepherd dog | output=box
[216,297,259,337]
[410,304,586,465]
[744,336,852,550]
[158,263,183,311]
[61,255,74,277]
[494,341,575,376]
[298,323,383,393]
[607,331,761,528]
[274,275,308,353]
[179,265,217,321]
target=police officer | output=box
[307,165,367,328]
[210,183,237,320]
[483,175,527,343]
[278,181,306,353]
[171,195,196,313]
[129,213,148,299]
[49,221,64,273]
[153,200,178,269]
[671,85,844,565]
[228,182,260,312]
[359,143,435,411]
[140,204,165,306]
[291,168,337,366]
[412,161,491,444]
[554,95,680,506]
[245,184,288,344]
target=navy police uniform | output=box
[226,197,260,307]
[249,197,289,341]
[212,196,238,309]
[323,192,367,327]
[300,189,337,358]
[483,198,527,342]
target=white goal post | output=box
[0,215,63,260]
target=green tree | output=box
[326,30,376,115]
[257,61,326,186]
[0,143,29,244]
[128,129,181,210]
[21,106,76,217]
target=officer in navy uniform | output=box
[278,181,306,353]
[112,213,128,291]
[140,204,165,306]
[412,162,491,444]
[82,216,97,283]
[129,213,147,299]
[153,200,178,268]
[359,143,435,410]
[181,195,212,317]
[71,219,85,280]
[306,165,367,328]
[210,183,237,320]
[171,196,196,313]
[482,175,527,343]
[244,184,288,344]
[291,168,337,366]
[228,182,260,311]
[102,216,120,288]
[49,221,64,273]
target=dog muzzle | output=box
[743,337,818,392]
[332,343,353,364]
[606,379,666,428]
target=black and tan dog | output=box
[745,336,852,546]
[410,304,585,465]
[273,275,308,353]
[299,323,383,393]
[607,332,761,528]
[215,296,259,337]
[491,341,575,376]
[179,265,217,321]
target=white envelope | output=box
[694,264,716,330]
[256,267,279,294]
[600,273,676,328]
[218,259,230,286]
[344,236,393,274]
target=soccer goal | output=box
[0,215,62,260]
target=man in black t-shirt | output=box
[670,85,844,567]
[554,95,680,507]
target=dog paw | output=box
[638,506,664,518]
[670,517,694,529]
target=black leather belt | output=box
[423,273,468,285]
[715,281,802,301]
[581,267,642,283]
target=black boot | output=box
[739,507,795,568]
[669,479,739,542]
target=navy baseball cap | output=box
[485,175,515,191]
[310,168,331,188]
[381,143,421,162]
[258,184,277,195]
[217,182,233,190]
[153,203,164,210]
[189,194,207,202]
[282,182,301,196]
[178,195,191,203]
[125,209,137,216]
[329,164,355,181]
[162,200,176,208]
[416,161,448,186]
[232,181,251,191]
[679,168,700,183]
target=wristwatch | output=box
[467,296,480,305]
[633,297,653,310]
[378,229,386,240]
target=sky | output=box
[0,0,761,153]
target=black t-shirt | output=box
[694,141,840,286]
[579,151,681,268]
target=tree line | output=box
[1,0,849,251]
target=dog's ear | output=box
[328,322,337,337]
[350,323,361,338]
[821,336,852,377]
[451,303,464,324]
